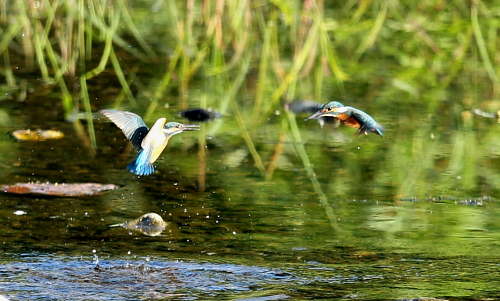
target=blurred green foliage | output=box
[2,0,498,110]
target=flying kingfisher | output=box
[100,109,199,176]
[305,101,383,136]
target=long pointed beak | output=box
[181,124,201,131]
[305,111,325,121]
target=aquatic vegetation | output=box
[1,1,497,109]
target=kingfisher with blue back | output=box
[100,109,200,176]
[305,101,383,136]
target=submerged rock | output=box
[1,182,119,197]
[111,213,167,237]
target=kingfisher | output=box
[99,109,199,176]
[305,101,383,136]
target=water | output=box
[1,92,500,300]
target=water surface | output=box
[1,93,500,300]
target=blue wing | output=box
[99,109,149,152]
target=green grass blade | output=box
[109,47,137,106]
[79,76,97,150]
[471,2,500,89]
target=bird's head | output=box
[163,122,200,136]
[305,101,344,120]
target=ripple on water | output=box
[1,256,295,300]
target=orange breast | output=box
[336,114,361,129]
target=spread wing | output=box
[346,107,384,136]
[286,100,324,114]
[99,109,149,152]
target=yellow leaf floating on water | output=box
[1,182,119,197]
[11,129,64,141]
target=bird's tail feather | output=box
[127,160,154,176]
[127,149,155,176]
